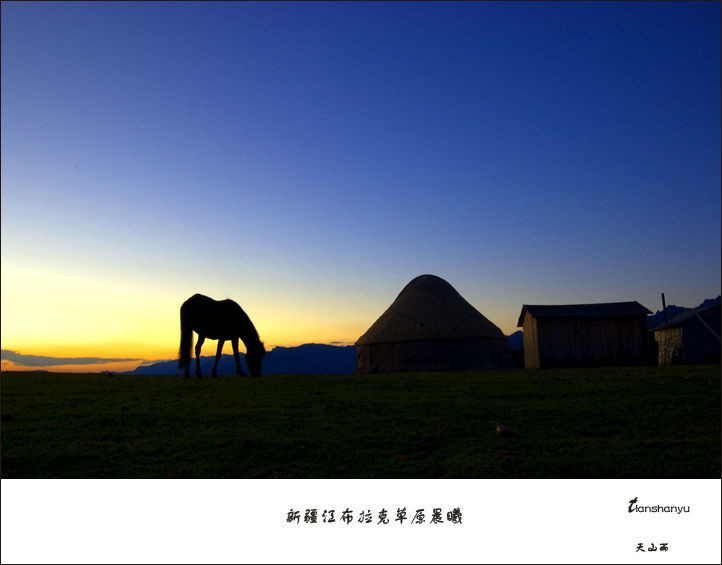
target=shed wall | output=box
[683,308,721,364]
[655,327,684,366]
[535,315,648,368]
[522,316,540,369]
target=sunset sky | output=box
[2,1,720,372]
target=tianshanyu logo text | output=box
[628,497,690,515]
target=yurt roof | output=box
[356,274,506,346]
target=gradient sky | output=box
[2,1,720,372]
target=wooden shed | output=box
[651,302,721,366]
[517,301,652,369]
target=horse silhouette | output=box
[178,294,265,378]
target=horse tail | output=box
[178,308,193,370]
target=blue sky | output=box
[1,1,720,368]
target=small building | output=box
[517,301,652,369]
[651,302,721,366]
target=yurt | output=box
[355,274,513,373]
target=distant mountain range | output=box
[646,296,720,329]
[126,296,719,374]
[125,343,357,376]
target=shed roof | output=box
[650,301,721,332]
[517,301,651,327]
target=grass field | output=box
[1,365,719,478]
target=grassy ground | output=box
[1,365,719,478]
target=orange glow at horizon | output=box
[1,260,369,372]
[1,359,148,374]
[1,261,365,365]
[2,259,521,374]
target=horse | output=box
[178,294,266,378]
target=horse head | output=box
[246,341,266,376]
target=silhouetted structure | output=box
[517,302,651,369]
[179,294,265,378]
[355,274,513,373]
[651,302,721,366]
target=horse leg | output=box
[232,338,246,376]
[212,339,224,377]
[195,335,205,378]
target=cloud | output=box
[1,350,143,367]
